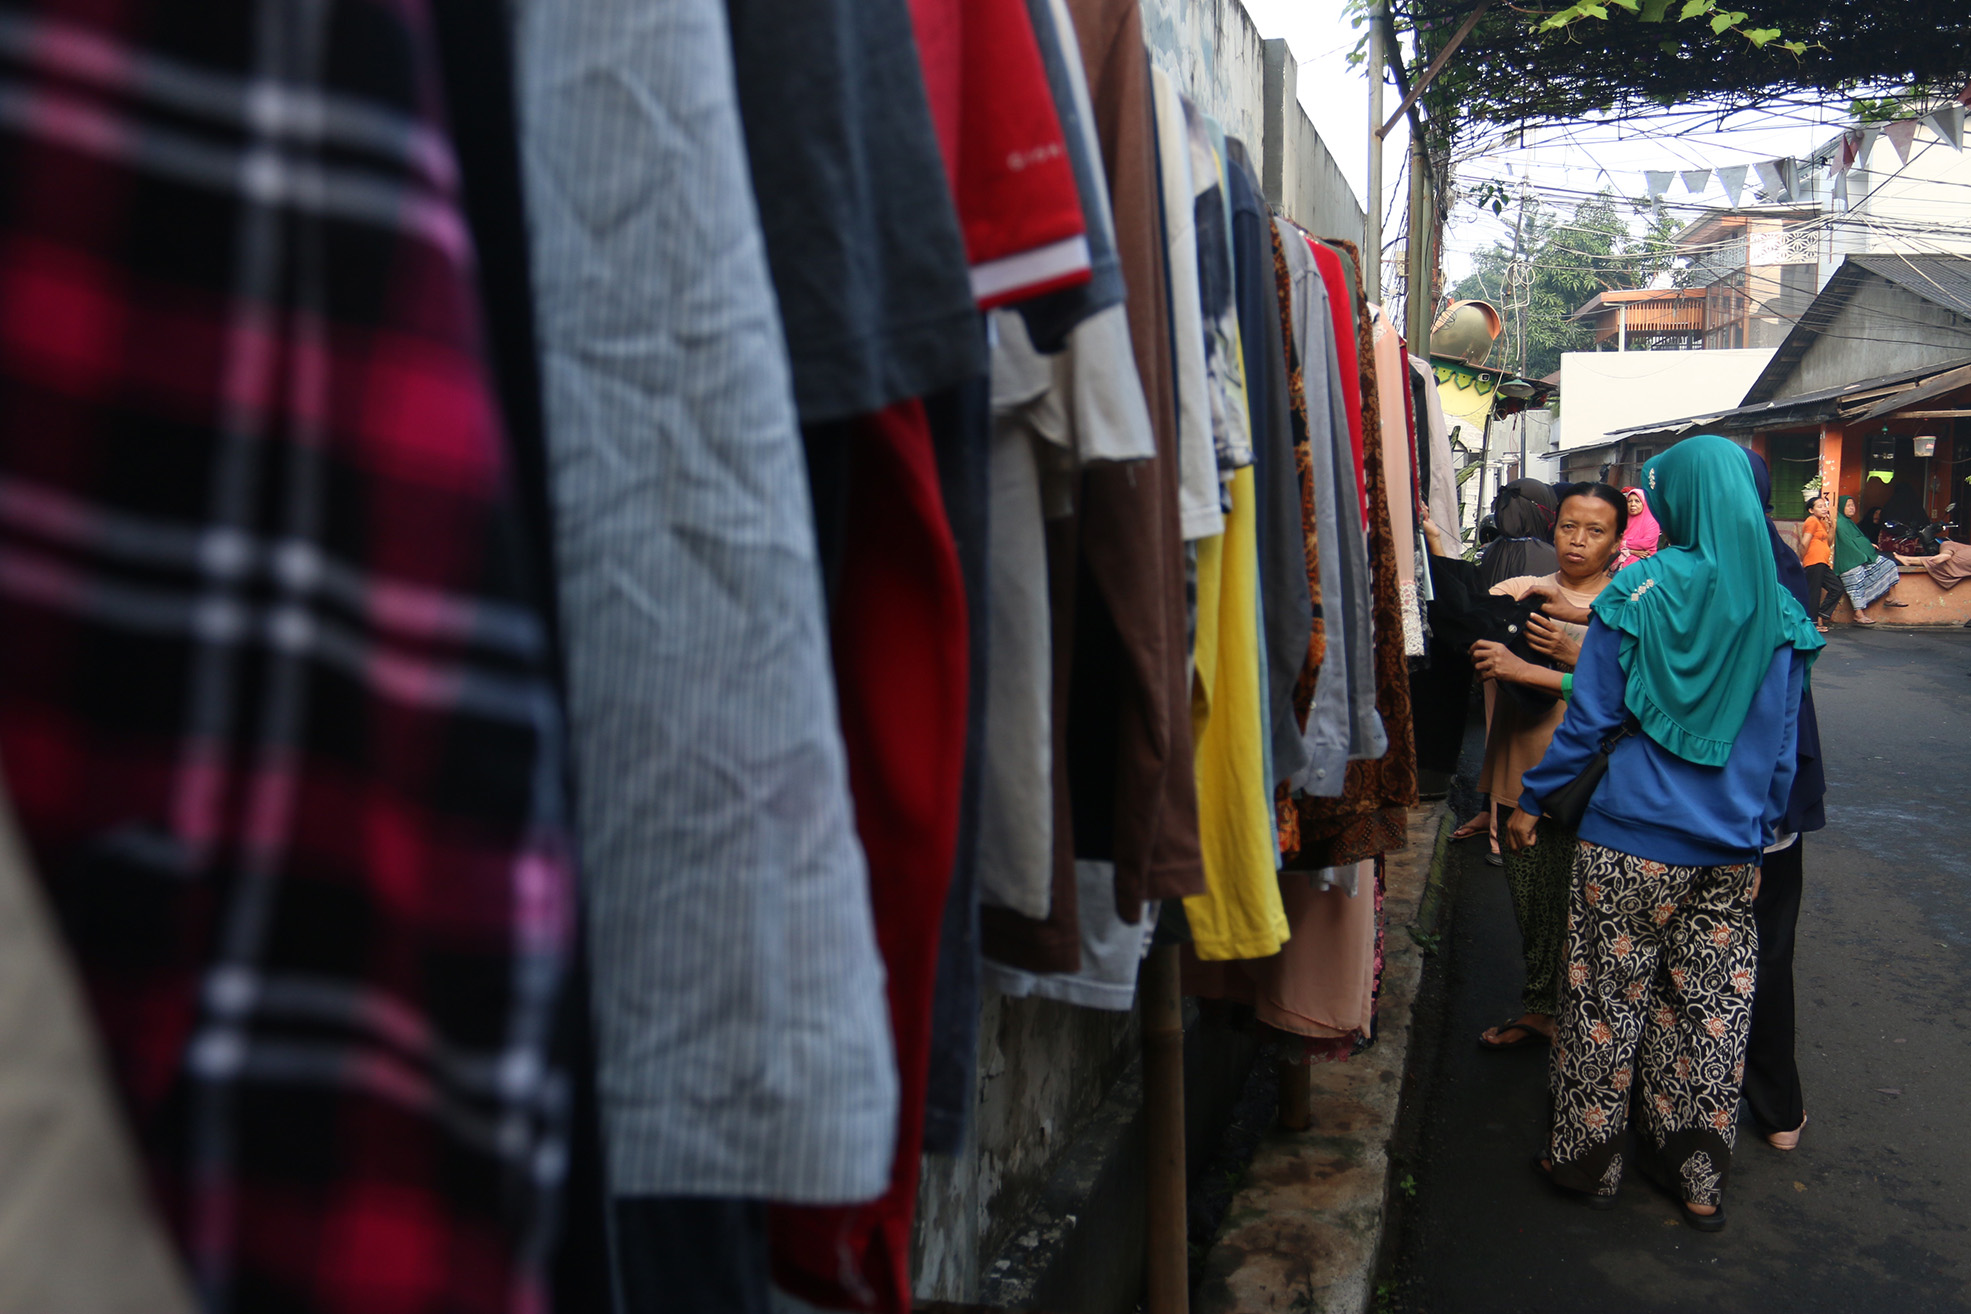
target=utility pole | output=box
[1365,0,1385,302]
[1500,179,1531,377]
[1405,120,1433,350]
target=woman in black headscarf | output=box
[1449,479,1562,849]
[1478,478,1560,590]
[1740,449,1825,1152]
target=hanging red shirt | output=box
[909,0,1094,308]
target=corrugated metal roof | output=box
[1607,352,1971,442]
[1849,254,1971,317]
[1741,255,1971,405]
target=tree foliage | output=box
[1360,0,1971,142]
[1449,192,1683,381]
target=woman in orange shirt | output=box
[1798,493,1839,632]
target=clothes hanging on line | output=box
[0,0,1445,1303]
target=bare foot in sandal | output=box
[1479,1013,1554,1048]
[1765,1112,1808,1150]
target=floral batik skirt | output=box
[1548,841,1758,1208]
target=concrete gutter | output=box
[1193,801,1454,1314]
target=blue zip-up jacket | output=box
[1520,619,1804,867]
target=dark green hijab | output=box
[1832,495,1879,574]
[1592,435,1825,766]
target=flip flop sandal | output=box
[1764,1112,1808,1151]
[1633,1155,1728,1232]
[1854,616,1877,626]
[1450,817,1490,842]
[1675,1200,1728,1232]
[1480,1019,1550,1049]
[1530,1157,1617,1211]
[1884,600,1910,607]
[1483,849,1504,867]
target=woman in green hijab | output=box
[1833,494,1905,624]
[1511,435,1823,1231]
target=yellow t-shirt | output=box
[1183,465,1289,960]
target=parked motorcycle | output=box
[1876,517,1929,560]
[1919,503,1961,555]
[1880,504,1961,558]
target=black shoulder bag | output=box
[1538,716,1639,832]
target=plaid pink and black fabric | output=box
[0,4,576,1311]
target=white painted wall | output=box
[1823,129,1971,279]
[1556,348,1775,451]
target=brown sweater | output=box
[981,0,1204,974]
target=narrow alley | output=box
[1394,627,1971,1312]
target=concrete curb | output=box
[1193,801,1454,1314]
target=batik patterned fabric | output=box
[0,4,575,1310]
[1281,237,1416,871]
[1268,221,1319,861]
[1548,842,1757,1207]
[1502,820,1575,1017]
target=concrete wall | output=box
[1139,0,1368,248]
[1774,275,1971,401]
[1140,0,1265,159]
[910,3,1366,1304]
[1260,40,1368,247]
[1556,347,1775,449]
[912,993,1139,1300]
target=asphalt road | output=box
[1389,625,1971,1313]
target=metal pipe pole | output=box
[1366,0,1385,302]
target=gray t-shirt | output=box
[724,0,985,423]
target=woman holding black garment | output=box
[1510,436,1822,1230]
[1448,479,1560,856]
[1467,483,1626,1050]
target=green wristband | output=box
[1561,673,1574,702]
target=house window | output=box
[1768,433,1818,520]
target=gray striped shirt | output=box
[513,0,897,1202]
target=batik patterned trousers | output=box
[1548,841,1758,1207]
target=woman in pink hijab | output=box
[1617,486,1662,566]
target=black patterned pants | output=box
[1502,817,1574,1017]
[1548,841,1758,1207]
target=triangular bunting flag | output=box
[1680,169,1711,194]
[1717,164,1748,206]
[1753,159,1785,200]
[1644,170,1674,198]
[1832,170,1849,206]
[1776,158,1799,200]
[1885,119,1919,164]
[1859,124,1881,166]
[1922,105,1964,151]
[1835,129,1860,176]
